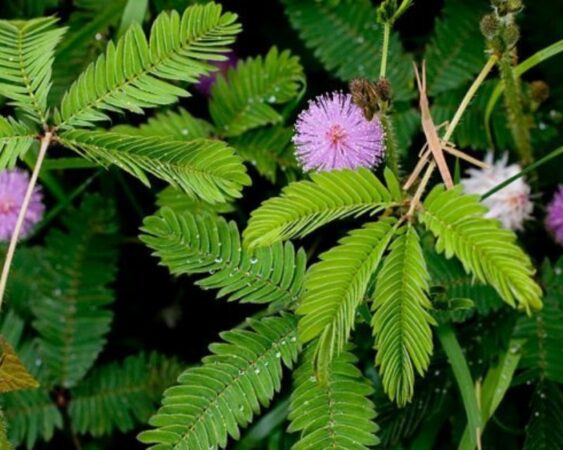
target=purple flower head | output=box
[0,169,44,242]
[293,92,385,172]
[194,52,238,97]
[546,186,563,245]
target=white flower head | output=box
[461,152,533,231]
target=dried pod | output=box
[349,78,379,120]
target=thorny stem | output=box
[406,55,498,217]
[497,52,533,165]
[379,22,391,79]
[0,132,52,310]
[380,113,400,177]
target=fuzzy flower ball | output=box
[293,92,385,172]
[0,169,44,241]
[461,153,533,231]
[546,186,563,245]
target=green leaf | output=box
[2,387,62,450]
[0,409,11,450]
[523,381,563,450]
[50,0,127,104]
[0,116,35,170]
[59,130,251,204]
[229,126,298,184]
[420,185,542,313]
[513,259,563,384]
[297,218,397,379]
[282,0,413,101]
[209,47,305,137]
[244,168,394,248]
[138,314,300,450]
[69,352,182,437]
[0,330,62,450]
[371,225,435,406]
[425,248,504,318]
[55,2,240,129]
[424,0,487,96]
[288,346,379,450]
[156,186,235,216]
[112,107,214,140]
[0,16,66,124]
[32,195,119,388]
[140,208,306,305]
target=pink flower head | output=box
[0,169,44,241]
[293,92,385,172]
[194,52,238,97]
[546,186,563,245]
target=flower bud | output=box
[529,80,550,104]
[480,14,499,39]
[502,23,520,48]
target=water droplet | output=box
[356,36,365,44]
[181,128,189,135]
[309,375,317,383]
[250,257,258,265]
[35,358,42,367]
[267,95,276,103]
[214,257,223,263]
[290,336,297,342]
[275,352,281,358]
[254,368,260,374]
[95,32,103,41]
[534,411,540,417]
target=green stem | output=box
[379,22,391,78]
[481,145,563,200]
[437,324,482,450]
[380,113,400,176]
[458,339,524,450]
[497,53,533,165]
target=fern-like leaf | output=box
[0,408,11,450]
[0,117,35,170]
[140,208,306,305]
[420,185,543,312]
[138,314,300,450]
[297,218,397,379]
[425,248,504,317]
[371,225,435,406]
[288,346,379,450]
[112,107,214,140]
[156,186,235,216]
[50,0,126,104]
[32,195,119,388]
[209,47,305,137]
[69,352,183,437]
[59,130,250,204]
[0,317,62,450]
[523,381,563,450]
[55,2,240,129]
[244,168,395,248]
[229,126,298,183]
[282,0,413,101]
[514,259,563,384]
[424,0,487,95]
[0,16,65,124]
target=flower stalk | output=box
[0,131,52,310]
